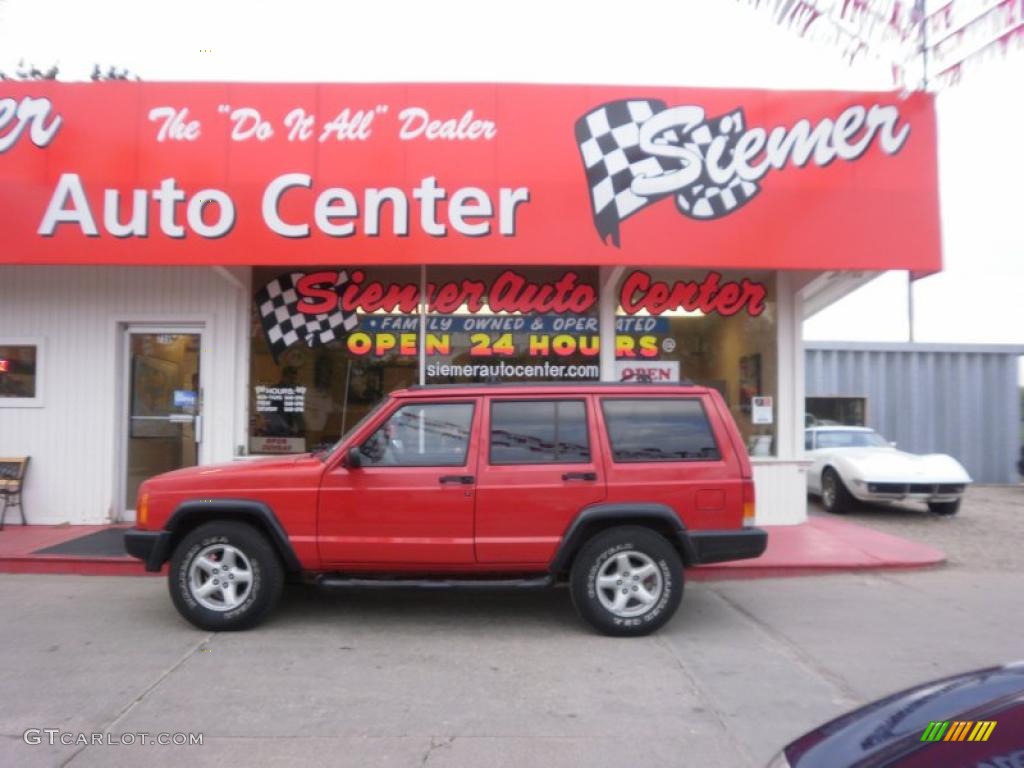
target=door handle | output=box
[439,475,475,485]
[562,471,597,482]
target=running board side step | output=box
[316,575,555,591]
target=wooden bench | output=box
[0,457,29,529]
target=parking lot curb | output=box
[0,515,945,580]
[690,515,946,580]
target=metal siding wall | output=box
[806,346,1022,484]
[0,266,248,524]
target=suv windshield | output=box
[813,429,890,449]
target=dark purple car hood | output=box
[784,662,1024,768]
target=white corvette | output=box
[805,426,971,515]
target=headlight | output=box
[137,491,149,527]
[765,750,791,768]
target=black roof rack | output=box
[405,379,697,390]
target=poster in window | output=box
[738,354,761,414]
[752,395,774,425]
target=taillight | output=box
[138,492,149,527]
[742,480,756,527]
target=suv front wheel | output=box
[168,521,284,631]
[569,526,683,637]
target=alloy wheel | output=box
[187,543,254,612]
[595,550,663,618]
[823,474,836,508]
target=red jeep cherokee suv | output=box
[125,383,767,636]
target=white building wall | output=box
[0,266,250,524]
[751,270,811,526]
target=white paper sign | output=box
[615,360,679,383]
[249,436,306,454]
[751,396,773,424]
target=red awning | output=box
[0,82,940,273]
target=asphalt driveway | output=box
[809,483,1024,571]
[2,485,1022,768]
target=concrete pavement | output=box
[2,566,1022,768]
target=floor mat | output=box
[34,528,131,557]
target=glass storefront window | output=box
[249,265,777,456]
[614,268,778,457]
[423,266,600,385]
[250,266,420,454]
[249,265,604,454]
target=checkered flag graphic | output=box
[575,100,761,245]
[255,271,359,362]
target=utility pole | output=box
[909,0,928,344]
[908,272,915,342]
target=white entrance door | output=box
[121,326,206,517]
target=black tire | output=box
[168,521,284,631]
[821,468,855,514]
[569,526,683,637]
[928,499,961,516]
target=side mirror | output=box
[346,446,363,469]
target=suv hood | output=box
[146,455,308,486]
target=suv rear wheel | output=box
[569,526,683,637]
[168,521,284,631]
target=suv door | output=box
[318,398,479,565]
[474,396,606,563]
[597,395,742,530]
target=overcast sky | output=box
[2,0,1022,377]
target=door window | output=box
[601,398,720,462]
[358,402,474,467]
[489,400,590,464]
[125,332,201,507]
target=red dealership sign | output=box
[255,268,767,360]
[0,82,940,272]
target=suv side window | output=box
[489,399,590,464]
[359,402,474,467]
[601,398,720,462]
[804,430,814,450]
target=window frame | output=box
[487,397,592,466]
[806,396,868,427]
[0,337,44,409]
[356,399,476,469]
[804,430,815,451]
[600,396,721,464]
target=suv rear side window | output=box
[601,398,720,462]
[489,400,590,464]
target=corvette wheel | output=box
[821,468,854,514]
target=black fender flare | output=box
[160,499,302,573]
[549,502,696,573]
